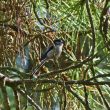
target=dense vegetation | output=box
[0,0,110,110]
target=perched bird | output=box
[32,39,64,75]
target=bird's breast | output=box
[46,44,63,59]
[55,45,63,58]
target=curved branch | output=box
[30,0,53,31]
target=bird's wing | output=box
[40,45,54,61]
[32,45,54,76]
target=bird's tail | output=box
[32,58,47,76]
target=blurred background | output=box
[0,0,110,110]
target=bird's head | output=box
[53,39,64,46]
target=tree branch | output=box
[13,89,20,110]
[84,85,91,110]
[66,85,86,108]
[1,73,110,87]
[17,88,42,110]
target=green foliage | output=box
[0,0,110,110]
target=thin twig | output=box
[17,88,42,110]
[13,89,20,110]
[87,73,110,81]
[84,85,91,110]
[0,23,27,36]
[44,0,49,10]
[99,0,110,51]
[66,85,86,108]
[91,67,110,110]
[85,0,95,56]
[30,0,53,31]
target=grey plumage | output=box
[32,39,64,76]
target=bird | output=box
[32,39,64,76]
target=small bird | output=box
[32,39,64,76]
